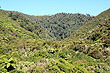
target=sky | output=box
[0,0,110,16]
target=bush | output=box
[59,52,67,59]
[0,57,17,72]
[33,66,41,73]
[74,44,83,52]
[35,50,49,58]
[88,48,103,59]
[10,69,24,73]
[11,52,20,59]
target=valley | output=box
[0,8,110,73]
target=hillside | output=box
[6,11,92,41]
[0,9,42,54]
[24,13,93,41]
[69,8,110,41]
[0,9,110,73]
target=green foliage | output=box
[88,48,103,59]
[34,49,49,58]
[9,69,24,73]
[16,61,36,72]
[0,57,17,72]
[69,8,110,41]
[0,8,110,73]
[47,47,58,54]
[46,58,88,73]
[25,13,93,41]
[11,52,21,59]
[33,66,41,73]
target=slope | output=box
[0,9,110,73]
[0,9,40,54]
[24,13,93,41]
[69,8,110,40]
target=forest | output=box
[0,8,110,73]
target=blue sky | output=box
[0,0,110,16]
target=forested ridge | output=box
[0,8,110,73]
[24,12,93,41]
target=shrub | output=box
[88,48,103,59]
[0,57,17,72]
[33,66,41,73]
[74,44,83,52]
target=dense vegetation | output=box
[6,11,93,41]
[24,13,92,41]
[69,8,110,41]
[0,8,110,73]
